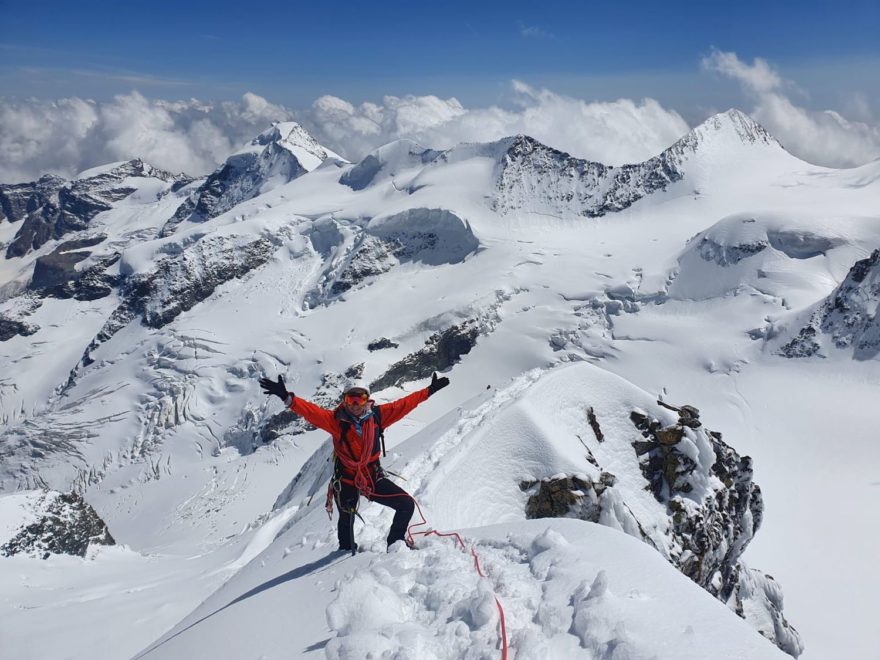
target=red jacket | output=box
[289,388,430,486]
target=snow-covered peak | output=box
[240,121,343,171]
[701,109,778,146]
[72,158,187,187]
[161,122,339,234]
[1,158,191,260]
[663,109,781,163]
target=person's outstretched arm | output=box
[379,372,450,427]
[259,375,337,433]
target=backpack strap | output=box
[374,406,386,457]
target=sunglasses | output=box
[344,392,369,403]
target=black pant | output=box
[336,477,415,549]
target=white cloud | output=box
[518,21,555,40]
[702,49,880,168]
[0,85,693,184]
[0,92,297,183]
[701,49,782,94]
[300,82,690,167]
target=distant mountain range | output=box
[2,109,878,659]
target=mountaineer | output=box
[259,372,449,551]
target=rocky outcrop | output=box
[0,314,39,341]
[4,160,187,258]
[780,249,880,360]
[521,473,617,521]
[519,400,802,657]
[369,321,481,392]
[1,491,115,559]
[368,337,399,351]
[328,234,398,296]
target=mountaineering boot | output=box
[387,537,416,551]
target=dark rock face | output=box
[368,337,399,351]
[526,401,801,656]
[141,237,275,328]
[6,189,111,258]
[160,123,328,236]
[328,234,398,296]
[1,491,115,559]
[493,135,684,218]
[28,237,121,301]
[161,143,306,233]
[369,321,481,392]
[0,174,65,224]
[0,315,39,341]
[780,249,880,360]
[4,160,186,259]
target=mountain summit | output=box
[160,121,341,236]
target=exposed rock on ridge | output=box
[493,110,778,219]
[1,490,115,559]
[3,160,188,258]
[780,249,880,360]
[369,320,483,393]
[521,400,802,657]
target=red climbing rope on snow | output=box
[404,496,509,660]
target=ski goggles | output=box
[344,392,369,403]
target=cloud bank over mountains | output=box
[702,49,880,169]
[0,92,296,183]
[2,52,878,183]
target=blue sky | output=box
[2,0,878,114]
[2,0,879,182]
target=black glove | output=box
[427,371,450,396]
[259,375,290,402]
